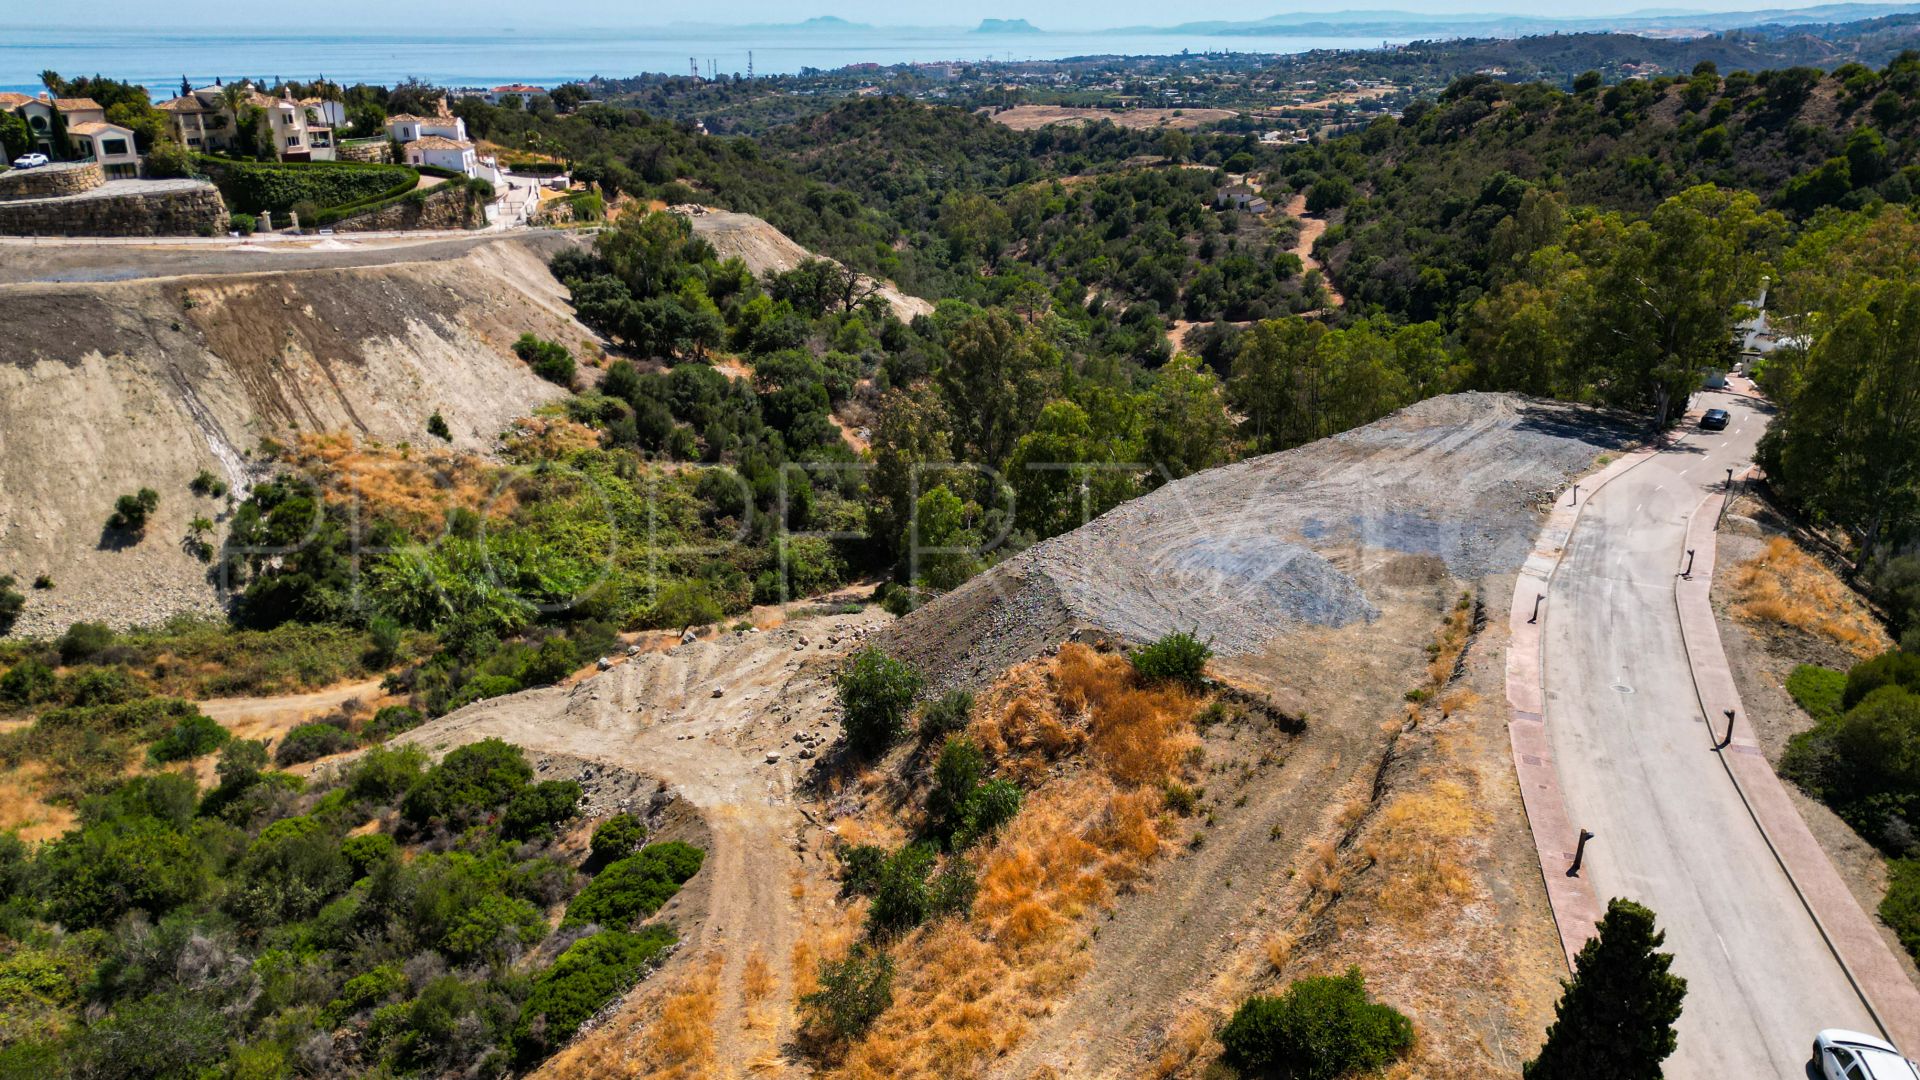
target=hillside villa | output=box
[155,83,336,161]
[385,109,506,186]
[0,93,142,177]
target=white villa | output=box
[385,109,505,186]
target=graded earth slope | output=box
[682,207,934,322]
[0,235,594,635]
[882,392,1639,685]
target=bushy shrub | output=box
[274,721,357,766]
[341,833,397,878]
[1128,631,1212,686]
[1844,650,1920,710]
[802,945,893,1042]
[836,842,888,896]
[58,621,117,664]
[226,814,351,926]
[1882,858,1920,963]
[866,843,937,934]
[426,411,452,441]
[917,689,973,742]
[345,743,428,803]
[500,779,582,840]
[836,647,922,756]
[323,963,407,1026]
[203,158,416,215]
[0,658,56,708]
[38,817,209,929]
[364,704,425,742]
[589,813,647,865]
[107,488,160,534]
[401,737,533,828]
[561,841,705,929]
[228,213,255,235]
[146,710,230,763]
[928,735,984,837]
[512,926,676,1063]
[513,333,576,388]
[0,575,22,636]
[188,470,229,498]
[1219,967,1414,1080]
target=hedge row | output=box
[198,155,418,216]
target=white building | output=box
[385,113,468,145]
[404,135,477,175]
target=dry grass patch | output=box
[820,644,1208,1077]
[1730,537,1890,660]
[280,432,512,537]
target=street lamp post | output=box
[1568,829,1595,877]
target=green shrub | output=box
[344,743,428,803]
[401,737,533,828]
[273,721,357,766]
[323,963,407,1026]
[928,735,984,838]
[1844,650,1920,710]
[226,814,352,927]
[201,157,417,215]
[561,841,705,929]
[589,813,647,865]
[188,470,230,498]
[0,576,22,636]
[964,778,1022,841]
[513,333,576,388]
[1128,631,1212,686]
[146,710,230,763]
[341,833,397,878]
[1219,967,1414,1080]
[1786,664,1848,725]
[836,647,922,756]
[37,817,209,929]
[836,842,888,896]
[107,488,160,534]
[228,213,255,235]
[500,779,582,840]
[58,622,117,664]
[866,843,937,934]
[0,659,56,708]
[447,673,523,711]
[917,690,973,742]
[1882,858,1920,963]
[801,944,893,1042]
[1526,898,1686,1079]
[364,704,425,742]
[513,926,677,1063]
[426,411,452,441]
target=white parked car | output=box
[10,152,49,169]
[1815,1030,1920,1080]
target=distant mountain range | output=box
[713,3,1920,39]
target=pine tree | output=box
[1525,898,1687,1080]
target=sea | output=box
[2,26,1389,97]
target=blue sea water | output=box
[2,26,1388,97]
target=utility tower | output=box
[690,57,699,80]
[748,51,754,79]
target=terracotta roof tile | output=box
[410,135,473,151]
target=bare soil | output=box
[1283,193,1344,307]
[984,106,1237,131]
[683,208,932,323]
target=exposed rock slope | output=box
[0,236,594,635]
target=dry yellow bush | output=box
[504,415,601,459]
[281,432,511,537]
[1731,537,1891,659]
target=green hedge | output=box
[512,926,676,1063]
[197,155,417,216]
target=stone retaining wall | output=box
[329,185,482,232]
[0,161,103,201]
[335,141,392,164]
[0,184,228,237]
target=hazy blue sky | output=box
[66,0,1916,30]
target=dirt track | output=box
[1284,193,1344,307]
[406,611,889,1074]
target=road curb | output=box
[1675,487,1920,1053]
[1505,442,1664,968]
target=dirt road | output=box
[1284,193,1344,307]
[405,611,888,1074]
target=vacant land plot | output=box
[985,105,1238,131]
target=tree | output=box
[0,575,23,636]
[1525,898,1687,1080]
[0,111,29,161]
[909,484,982,591]
[867,383,955,562]
[802,944,893,1041]
[836,647,923,756]
[107,488,160,535]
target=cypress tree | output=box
[1525,898,1687,1079]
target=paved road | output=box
[1544,387,1878,1078]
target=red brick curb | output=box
[1676,488,1920,1052]
[1505,444,1663,968]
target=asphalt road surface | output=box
[1543,387,1878,1078]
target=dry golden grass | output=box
[0,765,75,843]
[1730,537,1891,660]
[823,645,1206,1078]
[504,415,601,460]
[743,949,775,1003]
[640,952,722,1079]
[1361,778,1488,922]
[281,432,512,537]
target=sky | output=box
[55,0,1919,30]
